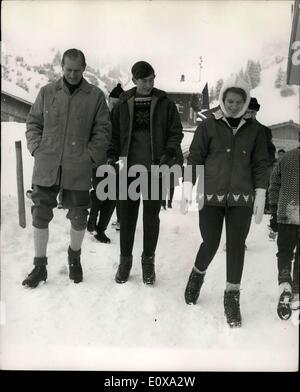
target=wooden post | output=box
[15,140,26,228]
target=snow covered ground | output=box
[0,122,298,371]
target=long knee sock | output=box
[34,227,49,258]
[70,226,85,251]
[226,282,240,292]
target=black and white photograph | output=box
[1,0,299,373]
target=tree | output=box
[275,67,285,88]
[53,51,62,66]
[215,78,224,100]
[245,59,261,89]
[238,67,244,82]
[209,87,215,102]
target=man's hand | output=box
[159,148,176,167]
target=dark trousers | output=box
[277,224,299,291]
[31,184,90,230]
[195,205,252,284]
[89,189,116,232]
[119,174,162,257]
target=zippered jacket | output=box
[186,76,269,207]
[108,87,183,165]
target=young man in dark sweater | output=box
[109,61,183,285]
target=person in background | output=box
[87,83,124,243]
[268,146,299,319]
[182,75,269,328]
[277,149,286,161]
[109,83,123,231]
[161,147,184,210]
[23,48,111,288]
[245,97,277,240]
[109,61,183,285]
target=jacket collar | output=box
[213,108,252,121]
[55,77,92,94]
[119,87,167,102]
[213,109,249,132]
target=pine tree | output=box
[238,67,244,82]
[209,87,215,103]
[53,51,62,66]
[275,67,285,88]
[247,60,261,88]
[215,78,224,100]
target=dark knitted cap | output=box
[109,83,124,98]
[131,61,155,79]
[248,97,260,111]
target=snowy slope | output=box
[249,60,299,126]
[0,123,298,371]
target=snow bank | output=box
[0,122,298,371]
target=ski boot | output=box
[115,255,133,283]
[184,268,205,304]
[68,247,83,283]
[22,257,48,288]
[224,290,242,328]
[142,254,156,285]
[94,231,111,243]
[277,283,292,320]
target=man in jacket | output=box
[109,61,183,285]
[22,48,111,288]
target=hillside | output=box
[2,50,130,101]
[251,58,299,126]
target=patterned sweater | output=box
[268,147,300,225]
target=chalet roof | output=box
[1,80,34,105]
[269,120,300,130]
[125,78,205,94]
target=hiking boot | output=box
[142,253,155,285]
[184,268,205,304]
[224,290,242,328]
[22,258,47,288]
[277,282,292,320]
[115,255,133,283]
[68,247,83,283]
[94,231,111,243]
